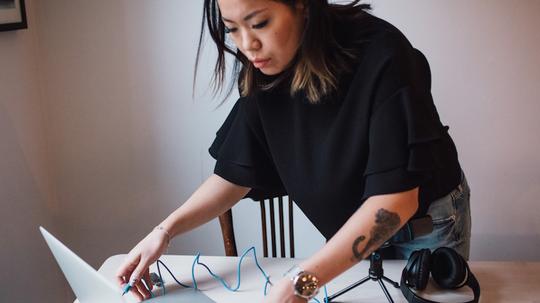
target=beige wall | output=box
[0,0,68,301]
[372,1,540,260]
[1,0,539,301]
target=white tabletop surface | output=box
[83,254,540,303]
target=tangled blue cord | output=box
[153,246,329,302]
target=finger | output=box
[128,257,150,290]
[143,270,153,291]
[116,273,127,287]
[128,284,143,302]
[116,254,141,283]
[136,279,152,300]
[116,264,136,287]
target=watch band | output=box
[284,264,303,279]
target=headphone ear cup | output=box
[431,247,467,289]
[407,248,431,290]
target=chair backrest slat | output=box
[259,200,269,258]
[218,209,237,256]
[268,198,277,258]
[278,196,286,257]
[288,198,295,258]
[218,196,295,259]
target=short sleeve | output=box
[209,98,286,200]
[361,39,449,201]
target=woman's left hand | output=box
[263,278,307,303]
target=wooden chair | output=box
[218,196,296,258]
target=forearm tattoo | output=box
[351,208,401,262]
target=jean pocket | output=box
[428,193,457,225]
[431,212,458,243]
[432,213,456,225]
[427,192,458,243]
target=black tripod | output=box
[326,245,400,303]
[326,216,433,302]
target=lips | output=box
[252,58,270,69]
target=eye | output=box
[224,26,237,34]
[252,20,269,29]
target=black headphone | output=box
[400,247,481,303]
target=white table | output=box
[89,254,540,302]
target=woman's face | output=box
[218,0,305,75]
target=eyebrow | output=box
[222,8,267,23]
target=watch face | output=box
[294,272,320,299]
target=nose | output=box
[240,31,261,53]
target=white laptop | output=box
[39,226,216,303]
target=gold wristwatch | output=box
[284,265,320,300]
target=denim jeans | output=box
[384,171,472,260]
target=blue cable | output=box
[154,247,329,302]
[191,253,199,290]
[311,285,329,303]
[325,285,328,302]
[193,246,271,292]
[155,260,167,296]
[156,259,191,289]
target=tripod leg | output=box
[326,276,370,302]
[378,279,395,303]
[382,275,400,288]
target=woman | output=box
[116,1,472,302]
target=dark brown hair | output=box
[194,0,372,104]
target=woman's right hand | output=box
[115,228,170,301]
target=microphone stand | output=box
[326,242,399,303]
[326,216,433,303]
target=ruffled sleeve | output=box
[209,97,286,200]
[361,39,450,201]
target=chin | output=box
[259,67,283,76]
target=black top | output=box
[209,12,462,240]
